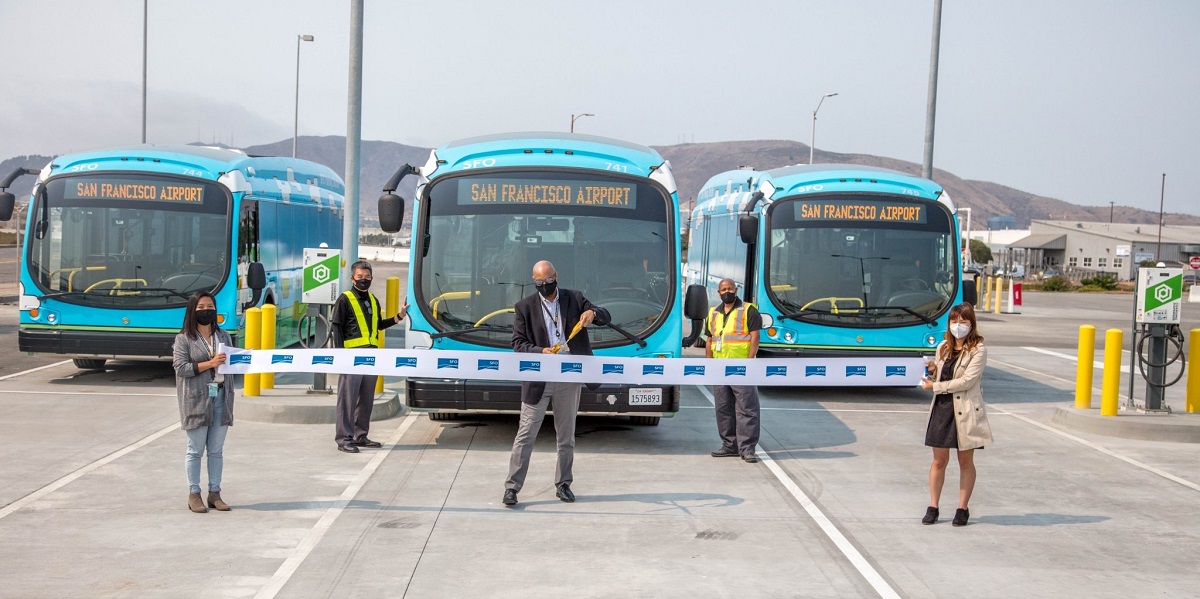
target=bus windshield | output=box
[766,195,956,326]
[27,173,231,307]
[418,170,673,347]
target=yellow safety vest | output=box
[342,290,379,349]
[707,303,756,359]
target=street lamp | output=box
[810,93,838,164]
[293,34,315,157]
[570,113,594,133]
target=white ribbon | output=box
[218,345,923,387]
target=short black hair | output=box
[350,260,373,274]
[180,291,219,339]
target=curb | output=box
[235,385,403,425]
[1051,406,1200,443]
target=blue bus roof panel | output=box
[429,132,667,180]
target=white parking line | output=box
[0,360,72,381]
[696,386,900,599]
[679,405,925,413]
[254,412,419,599]
[0,389,176,397]
[0,421,179,520]
[1022,346,1130,374]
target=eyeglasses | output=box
[533,276,557,287]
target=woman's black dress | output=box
[924,351,960,448]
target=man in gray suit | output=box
[503,260,610,506]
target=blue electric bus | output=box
[0,145,344,369]
[685,164,975,364]
[378,132,703,424]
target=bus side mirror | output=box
[738,215,758,244]
[247,262,267,291]
[684,284,708,320]
[961,278,977,306]
[0,191,13,221]
[378,193,405,233]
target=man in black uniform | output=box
[331,260,405,453]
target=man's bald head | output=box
[533,261,557,280]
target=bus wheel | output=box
[629,416,660,426]
[428,412,458,422]
[73,358,107,370]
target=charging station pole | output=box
[1134,266,1184,411]
[302,247,341,393]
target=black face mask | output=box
[353,278,372,291]
[195,309,217,326]
[537,281,558,298]
[720,291,737,305]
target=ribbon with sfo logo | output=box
[218,346,924,387]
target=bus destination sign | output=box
[457,178,636,210]
[794,199,926,224]
[64,179,207,203]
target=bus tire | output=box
[629,415,660,426]
[73,358,107,370]
[428,412,458,422]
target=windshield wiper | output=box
[779,305,937,326]
[430,325,512,340]
[605,322,647,348]
[130,287,191,300]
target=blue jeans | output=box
[185,396,228,494]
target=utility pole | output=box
[141,0,148,143]
[1155,173,1166,262]
[921,0,943,180]
[1109,201,1115,223]
[342,0,364,272]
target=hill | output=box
[4,138,1197,229]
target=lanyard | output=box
[540,297,562,343]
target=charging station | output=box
[1132,266,1187,412]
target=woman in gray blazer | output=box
[919,302,993,527]
[172,291,237,513]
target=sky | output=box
[2,1,1197,215]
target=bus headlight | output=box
[925,334,939,347]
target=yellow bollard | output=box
[1188,329,1200,413]
[375,280,400,394]
[993,275,1002,314]
[261,304,276,389]
[1075,325,1096,409]
[1100,328,1123,416]
[244,307,261,397]
[982,276,991,308]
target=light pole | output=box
[293,34,315,157]
[570,113,594,133]
[1155,173,1166,262]
[921,0,943,179]
[141,0,148,143]
[810,93,838,164]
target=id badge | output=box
[713,338,722,352]
[207,382,220,398]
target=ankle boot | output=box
[188,492,208,513]
[207,491,231,511]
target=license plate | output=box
[628,388,662,406]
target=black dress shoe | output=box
[556,484,575,503]
[353,438,383,448]
[741,453,758,463]
[337,444,360,453]
[710,447,739,458]
[502,489,518,506]
[922,506,939,525]
[952,508,969,527]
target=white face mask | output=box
[949,323,972,339]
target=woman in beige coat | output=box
[919,302,993,526]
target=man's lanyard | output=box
[540,296,563,343]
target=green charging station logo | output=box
[304,254,340,292]
[1144,276,1181,312]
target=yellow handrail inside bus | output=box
[66,266,108,291]
[474,308,515,327]
[84,278,148,295]
[429,290,479,319]
[801,296,864,314]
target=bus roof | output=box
[40,144,345,206]
[697,163,949,211]
[427,132,674,192]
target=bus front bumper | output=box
[404,378,679,416]
[18,329,175,360]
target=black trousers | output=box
[713,385,760,456]
[335,373,377,446]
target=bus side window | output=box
[239,200,259,263]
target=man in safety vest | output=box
[705,278,762,463]
[331,260,405,453]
